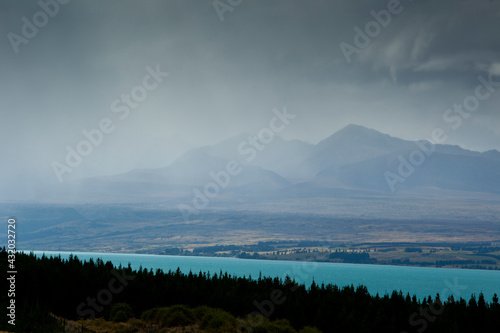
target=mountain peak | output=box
[341,124,374,131]
[317,124,398,148]
[483,149,500,161]
[338,124,395,136]
[311,124,415,172]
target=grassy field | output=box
[181,242,500,270]
[5,203,500,270]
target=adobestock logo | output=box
[178,107,296,222]
[76,269,135,320]
[385,73,500,192]
[238,256,319,332]
[212,0,243,21]
[7,0,70,54]
[339,0,408,64]
[400,278,466,333]
[51,64,168,183]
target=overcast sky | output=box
[1,0,500,194]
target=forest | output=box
[1,248,499,332]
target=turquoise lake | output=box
[31,251,500,302]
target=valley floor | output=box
[6,201,500,271]
[155,241,500,271]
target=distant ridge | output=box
[47,124,500,202]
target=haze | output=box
[1,0,500,201]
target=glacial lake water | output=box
[31,251,500,302]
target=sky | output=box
[1,0,500,195]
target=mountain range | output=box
[52,124,500,205]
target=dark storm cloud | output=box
[1,0,499,199]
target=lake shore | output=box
[150,241,500,271]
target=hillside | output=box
[31,124,500,205]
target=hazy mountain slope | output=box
[294,124,417,178]
[318,150,500,194]
[407,153,500,193]
[56,148,292,203]
[482,149,500,161]
[201,134,314,180]
[159,148,292,189]
[37,124,500,203]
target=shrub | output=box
[196,306,236,331]
[110,303,134,322]
[112,310,130,323]
[141,305,196,327]
[263,319,297,333]
[298,326,322,333]
[164,309,195,327]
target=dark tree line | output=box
[1,249,499,332]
